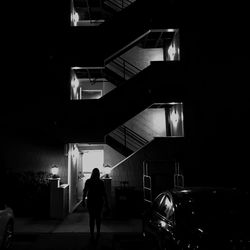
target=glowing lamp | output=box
[104,164,112,178]
[168,42,176,61]
[71,10,79,26]
[71,75,80,99]
[159,220,167,228]
[170,109,179,128]
[51,165,59,178]
[71,75,79,90]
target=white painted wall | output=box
[124,108,167,141]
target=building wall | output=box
[3,137,68,184]
[104,144,125,168]
[124,108,167,141]
[110,137,185,190]
[103,81,116,96]
[109,137,186,215]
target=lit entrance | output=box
[82,150,104,179]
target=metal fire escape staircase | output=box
[67,1,182,141]
[104,0,137,12]
[103,28,176,82]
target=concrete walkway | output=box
[11,207,147,250]
[11,232,153,250]
[12,211,149,250]
[14,211,143,234]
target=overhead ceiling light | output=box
[72,67,84,70]
[166,29,176,32]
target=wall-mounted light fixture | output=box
[170,108,180,128]
[71,71,80,99]
[103,164,112,178]
[71,9,79,26]
[168,103,184,137]
[72,144,79,165]
[51,164,59,178]
[168,42,177,61]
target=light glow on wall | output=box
[71,10,79,26]
[168,103,184,137]
[150,49,164,61]
[71,74,79,99]
[152,109,166,136]
[166,30,180,61]
[170,108,180,128]
[168,42,177,61]
[72,144,79,165]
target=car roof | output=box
[159,186,248,199]
[155,186,249,204]
[177,186,242,192]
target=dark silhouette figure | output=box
[82,168,109,241]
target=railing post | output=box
[123,59,126,79]
[124,126,127,148]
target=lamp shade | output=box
[51,165,59,176]
[104,164,112,178]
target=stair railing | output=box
[107,56,142,80]
[104,0,136,12]
[84,0,92,21]
[109,125,148,152]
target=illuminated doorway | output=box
[82,149,104,179]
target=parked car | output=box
[0,200,14,250]
[142,187,250,250]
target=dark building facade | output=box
[2,0,249,216]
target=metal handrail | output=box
[111,60,135,76]
[104,0,135,11]
[120,125,148,145]
[111,60,136,78]
[85,0,92,21]
[117,57,141,73]
[105,0,123,10]
[108,56,141,79]
[111,130,144,149]
[109,124,148,151]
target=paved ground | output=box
[14,208,142,233]
[10,232,155,250]
[10,210,155,250]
